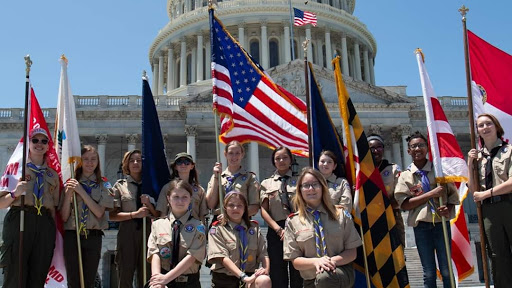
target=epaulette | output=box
[288,212,298,218]
[211,220,220,226]
[250,219,259,225]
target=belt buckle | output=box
[176,275,188,282]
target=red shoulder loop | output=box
[288,213,296,218]
[212,220,220,226]
[250,219,259,225]
[102,176,109,182]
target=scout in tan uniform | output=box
[0,128,60,287]
[206,141,259,219]
[208,192,270,288]
[148,180,206,288]
[260,146,302,288]
[394,132,459,288]
[317,150,352,211]
[283,167,361,288]
[110,149,158,287]
[156,152,208,224]
[367,134,405,247]
[468,113,512,287]
[60,145,114,288]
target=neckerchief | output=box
[171,219,182,268]
[235,224,248,288]
[278,175,293,212]
[225,172,242,193]
[307,207,327,257]
[415,169,438,223]
[482,144,506,190]
[27,163,47,215]
[78,179,98,238]
[132,181,143,228]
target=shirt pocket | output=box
[295,230,315,254]
[494,157,509,180]
[91,188,103,203]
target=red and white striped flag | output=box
[415,50,474,282]
[210,8,309,157]
[293,8,317,27]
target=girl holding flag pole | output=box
[60,145,113,288]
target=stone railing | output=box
[411,96,468,110]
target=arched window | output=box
[269,39,279,68]
[250,39,260,64]
[186,54,192,84]
[191,0,195,11]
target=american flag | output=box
[293,7,317,27]
[209,8,309,157]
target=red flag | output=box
[468,30,512,142]
[210,8,309,157]
[416,50,474,282]
[0,87,67,286]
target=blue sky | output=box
[1,1,510,108]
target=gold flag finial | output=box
[414,48,425,63]
[60,54,68,64]
[24,55,32,75]
[459,5,469,21]
[302,38,310,54]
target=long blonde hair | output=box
[294,167,339,223]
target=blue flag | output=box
[308,62,344,177]
[142,77,170,201]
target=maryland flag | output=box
[332,56,409,288]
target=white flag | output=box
[55,56,81,182]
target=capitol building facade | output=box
[0,0,478,286]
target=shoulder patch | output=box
[290,179,297,186]
[103,181,112,189]
[503,146,508,153]
[46,170,53,177]
[196,224,205,234]
[248,228,255,235]
[209,227,217,235]
[185,224,195,233]
[383,170,390,177]
[343,209,353,219]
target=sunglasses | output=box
[31,138,49,145]
[175,158,192,166]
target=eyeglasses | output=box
[226,204,244,210]
[175,158,192,166]
[129,158,142,163]
[300,182,321,191]
[409,143,427,149]
[370,146,384,152]
[31,138,48,145]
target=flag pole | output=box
[19,55,32,288]
[459,5,490,288]
[437,188,456,288]
[333,57,371,288]
[303,39,313,166]
[71,163,85,288]
[141,71,148,284]
[289,0,295,61]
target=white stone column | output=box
[325,29,332,69]
[384,142,393,162]
[401,125,412,167]
[180,38,187,87]
[353,41,362,80]
[191,46,197,83]
[261,23,269,69]
[238,24,246,48]
[363,48,370,83]
[196,34,204,82]
[316,39,323,67]
[152,61,159,93]
[306,28,313,62]
[167,45,175,91]
[341,34,349,75]
[96,134,108,173]
[126,134,139,152]
[158,54,165,95]
[391,131,403,169]
[248,142,260,180]
[185,125,197,161]
[369,56,375,85]
[283,25,291,63]
[205,40,211,79]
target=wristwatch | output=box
[239,272,248,281]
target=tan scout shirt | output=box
[325,174,352,211]
[476,139,512,190]
[395,160,460,227]
[380,161,401,209]
[283,205,361,280]
[260,171,298,222]
[8,162,60,210]
[207,168,259,213]
[208,220,268,275]
[61,175,114,231]
[147,211,206,272]
[156,181,208,223]
[112,175,141,212]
